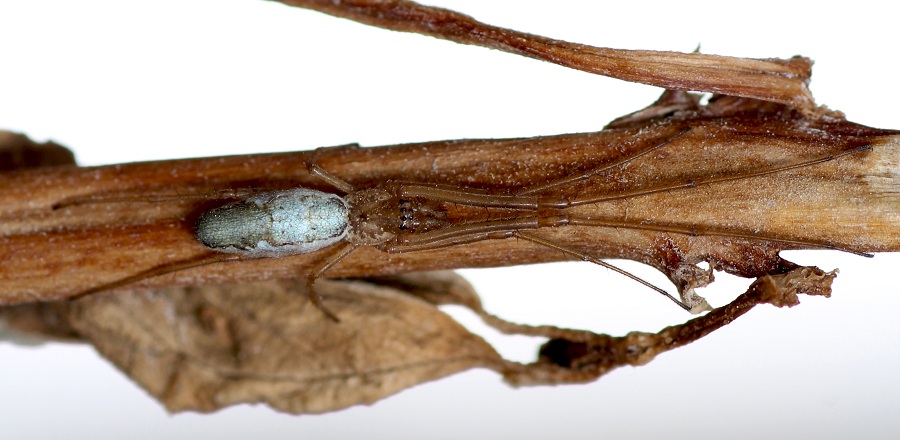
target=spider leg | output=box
[519,126,691,197]
[515,231,690,311]
[305,144,361,194]
[567,217,872,257]
[376,218,689,311]
[68,252,241,300]
[564,145,873,207]
[304,242,360,322]
[51,188,265,210]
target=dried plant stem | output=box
[273,0,816,110]
[1,95,898,305]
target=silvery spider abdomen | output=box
[195,188,349,257]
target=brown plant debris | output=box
[0,131,75,171]
[0,268,836,414]
[368,267,837,386]
[503,266,837,385]
[13,277,503,414]
[272,0,816,111]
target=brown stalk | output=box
[1,93,898,305]
[272,0,816,110]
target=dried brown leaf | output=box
[0,263,840,413]
[363,270,484,310]
[62,278,502,414]
[0,301,79,341]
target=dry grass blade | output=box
[273,0,816,110]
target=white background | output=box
[1,1,898,438]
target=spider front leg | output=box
[305,143,361,194]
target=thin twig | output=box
[273,0,816,109]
